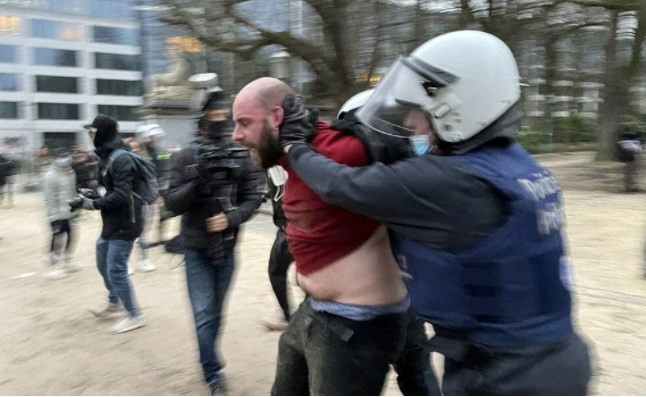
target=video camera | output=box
[194,139,249,242]
[197,141,248,183]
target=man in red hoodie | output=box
[232,78,410,395]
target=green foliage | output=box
[518,112,599,153]
[554,112,597,144]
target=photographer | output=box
[164,91,264,395]
[72,114,146,334]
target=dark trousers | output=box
[185,248,236,384]
[395,312,441,395]
[50,219,74,255]
[625,160,640,192]
[439,332,592,395]
[271,300,407,395]
[0,181,11,205]
[268,228,293,320]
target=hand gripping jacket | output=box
[389,142,573,347]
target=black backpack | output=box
[103,149,159,204]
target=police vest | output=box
[389,142,574,347]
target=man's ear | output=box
[271,105,284,128]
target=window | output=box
[93,26,138,46]
[0,15,21,36]
[0,73,19,91]
[43,132,78,150]
[31,19,82,41]
[0,44,18,63]
[97,105,138,121]
[33,48,77,67]
[96,79,143,96]
[94,53,140,71]
[41,0,87,14]
[37,103,80,120]
[35,75,78,93]
[0,102,19,119]
[89,0,133,19]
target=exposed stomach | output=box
[297,226,407,306]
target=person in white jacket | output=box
[43,149,78,279]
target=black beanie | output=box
[85,114,118,148]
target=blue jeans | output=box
[96,237,140,317]
[185,248,236,384]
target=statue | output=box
[145,46,193,100]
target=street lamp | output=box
[270,49,291,83]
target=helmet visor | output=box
[356,57,456,138]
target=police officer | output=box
[278,31,592,395]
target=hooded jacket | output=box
[90,116,144,241]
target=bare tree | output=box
[158,0,417,105]
[158,0,645,152]
[566,0,646,159]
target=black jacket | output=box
[72,153,99,189]
[165,138,265,251]
[0,154,15,184]
[285,140,510,253]
[94,140,144,241]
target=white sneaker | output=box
[89,302,122,319]
[44,267,67,280]
[137,259,156,272]
[46,253,60,266]
[111,315,146,334]
[63,257,80,273]
[128,265,134,276]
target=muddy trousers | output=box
[395,313,441,395]
[271,301,407,395]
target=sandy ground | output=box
[1,154,646,395]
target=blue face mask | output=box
[55,157,73,168]
[410,135,430,156]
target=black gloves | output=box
[278,94,318,148]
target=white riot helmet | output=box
[357,30,521,146]
[338,89,374,118]
[136,124,166,140]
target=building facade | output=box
[0,0,143,151]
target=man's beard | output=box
[255,120,283,169]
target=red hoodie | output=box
[279,121,380,275]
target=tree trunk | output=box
[544,37,559,144]
[596,10,620,161]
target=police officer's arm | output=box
[226,159,266,229]
[285,144,417,223]
[93,156,136,210]
[164,148,199,215]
